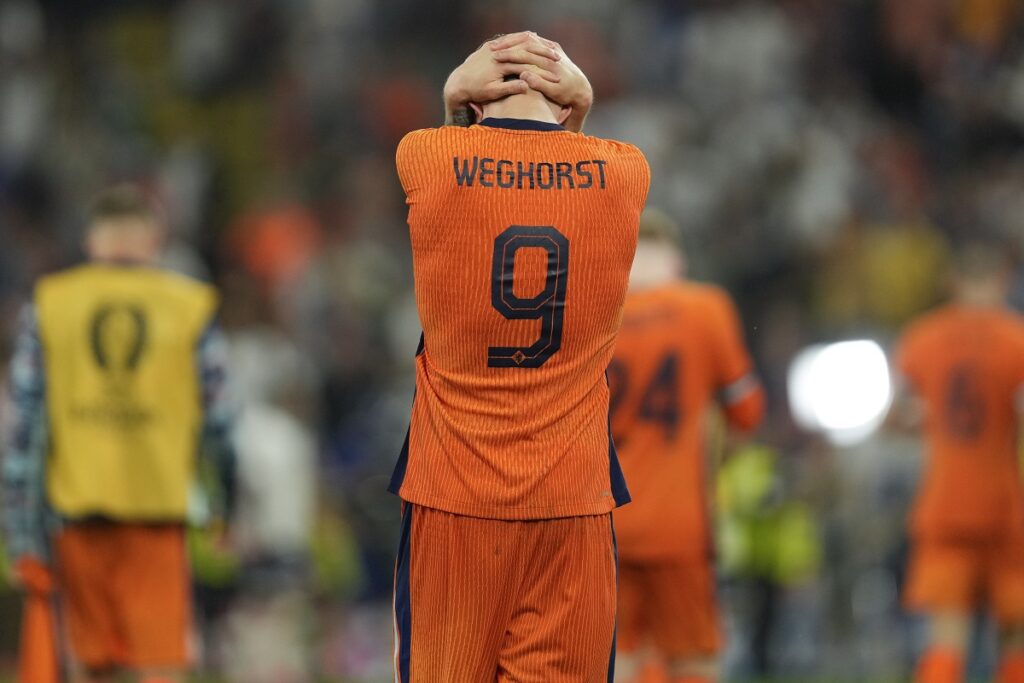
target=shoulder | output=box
[578,134,646,157]
[676,282,737,320]
[579,135,650,195]
[897,308,946,352]
[586,135,648,163]
[37,264,87,285]
[652,282,735,333]
[152,268,218,304]
[162,268,213,288]
[397,127,470,155]
[396,127,469,189]
[35,265,88,299]
[995,309,1024,344]
[690,281,733,306]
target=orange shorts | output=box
[54,522,191,670]
[905,534,1024,625]
[393,504,617,683]
[617,560,722,659]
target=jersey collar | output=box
[479,117,565,132]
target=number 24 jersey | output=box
[389,118,651,520]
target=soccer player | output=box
[607,209,765,683]
[2,185,237,683]
[894,244,1024,683]
[389,34,651,681]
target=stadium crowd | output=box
[1,0,1024,680]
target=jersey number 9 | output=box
[488,225,569,368]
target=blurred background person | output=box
[609,209,765,683]
[1,185,236,683]
[187,325,319,683]
[892,244,1024,683]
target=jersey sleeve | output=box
[708,289,754,386]
[707,289,764,431]
[395,129,440,198]
[617,143,652,212]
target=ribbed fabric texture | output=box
[393,123,650,520]
[610,283,761,562]
[399,504,616,681]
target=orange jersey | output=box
[897,304,1024,539]
[389,118,650,520]
[609,283,764,561]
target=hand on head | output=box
[444,31,593,132]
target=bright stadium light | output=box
[788,340,893,446]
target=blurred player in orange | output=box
[895,243,1024,683]
[608,209,765,683]
[2,185,237,683]
[389,32,650,682]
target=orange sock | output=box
[915,648,964,683]
[998,652,1024,683]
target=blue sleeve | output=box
[2,305,50,563]
[197,321,238,520]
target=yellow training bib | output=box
[35,264,217,520]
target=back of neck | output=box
[481,93,558,125]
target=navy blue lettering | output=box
[453,156,478,186]
[489,226,570,368]
[537,163,555,189]
[517,162,535,189]
[556,162,574,189]
[479,157,495,187]
[593,159,607,189]
[457,157,607,190]
[496,160,514,188]
[576,161,593,189]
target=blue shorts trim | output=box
[608,515,619,682]
[606,368,631,507]
[394,504,413,682]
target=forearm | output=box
[197,322,238,520]
[2,427,48,562]
[443,98,474,127]
[2,306,49,563]
[720,373,766,433]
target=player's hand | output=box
[12,556,54,595]
[443,32,562,126]
[498,35,593,133]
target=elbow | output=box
[724,386,766,433]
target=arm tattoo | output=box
[447,106,474,127]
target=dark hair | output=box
[638,208,681,246]
[88,184,161,228]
